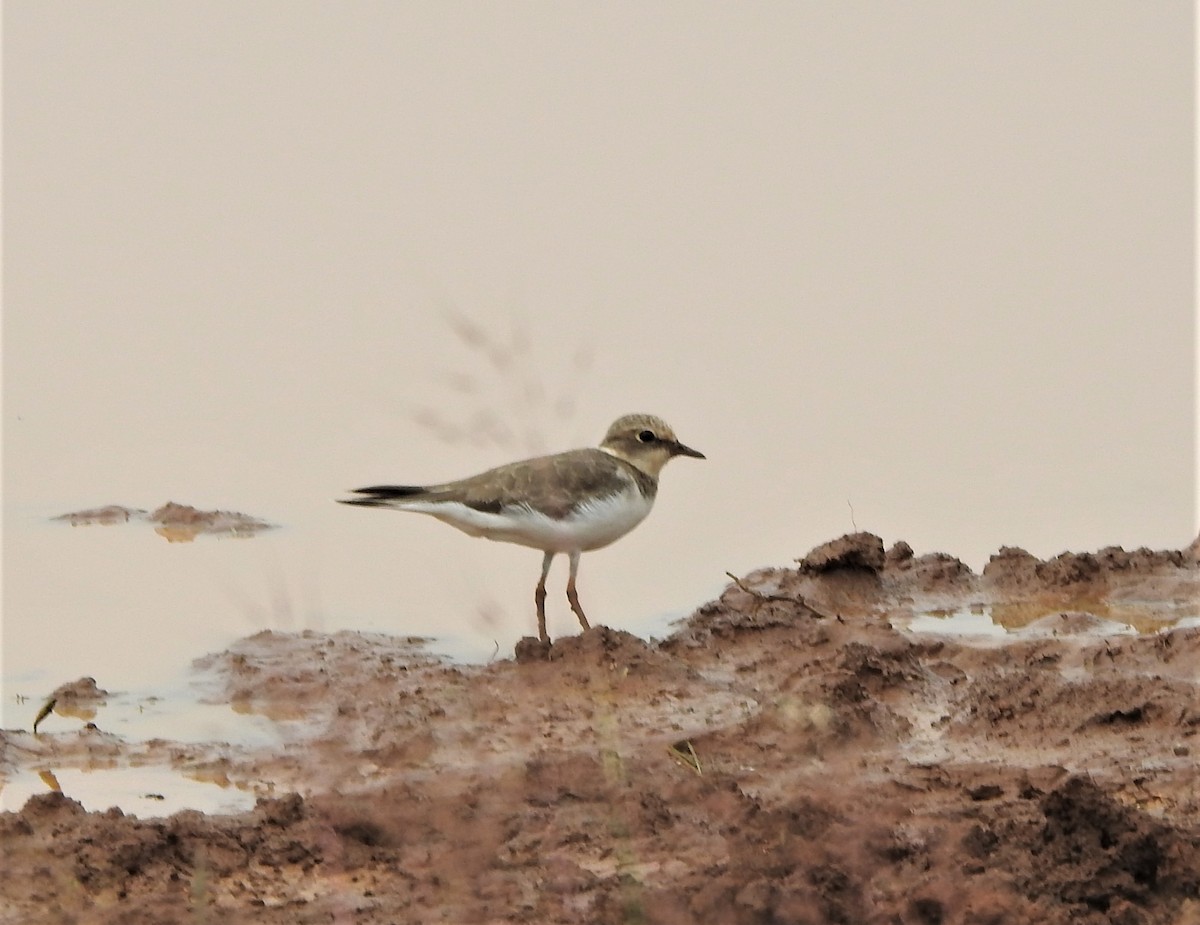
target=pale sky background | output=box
[2,3,1196,698]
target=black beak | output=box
[669,441,705,460]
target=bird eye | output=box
[637,430,656,443]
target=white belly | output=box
[401,488,654,553]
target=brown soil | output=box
[54,502,274,541]
[2,534,1199,924]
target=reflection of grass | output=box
[410,307,596,633]
[410,306,594,458]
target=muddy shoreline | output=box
[53,502,275,542]
[2,534,1198,924]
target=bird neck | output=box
[599,447,662,497]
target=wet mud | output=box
[54,502,274,541]
[2,534,1198,924]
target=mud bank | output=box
[2,534,1197,924]
[54,502,274,541]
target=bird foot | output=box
[514,636,553,663]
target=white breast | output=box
[397,486,654,553]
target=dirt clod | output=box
[799,531,887,573]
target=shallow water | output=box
[905,599,1195,640]
[1,488,1190,819]
[18,682,289,748]
[0,654,303,816]
[0,505,699,815]
[2,498,707,712]
[906,607,1010,637]
[0,766,261,818]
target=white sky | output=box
[2,2,1196,685]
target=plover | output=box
[339,413,704,643]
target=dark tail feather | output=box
[337,485,429,507]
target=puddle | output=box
[906,607,1009,637]
[904,602,1184,640]
[23,687,293,747]
[987,598,1194,634]
[8,676,299,748]
[1,665,306,818]
[0,765,262,818]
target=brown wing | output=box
[429,449,643,519]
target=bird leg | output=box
[565,551,591,631]
[535,551,554,643]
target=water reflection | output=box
[55,502,275,543]
[0,766,261,818]
[988,597,1194,634]
[905,597,1196,639]
[2,664,291,816]
[32,677,108,733]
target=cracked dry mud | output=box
[2,533,1198,924]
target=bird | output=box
[338,413,704,643]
